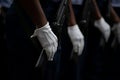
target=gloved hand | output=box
[112,22,120,43]
[68,24,84,56]
[31,22,58,61]
[94,17,111,42]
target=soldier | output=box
[69,0,111,80]
[6,0,58,80]
[40,0,84,80]
[6,0,85,80]
[104,0,120,79]
[0,0,13,80]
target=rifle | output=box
[105,0,111,18]
[52,0,69,38]
[78,0,92,37]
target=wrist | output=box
[94,11,102,20]
[95,17,104,22]
[68,24,84,39]
[68,24,79,30]
[94,17,104,26]
[36,22,51,31]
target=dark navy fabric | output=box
[0,0,13,8]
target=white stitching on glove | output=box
[112,23,120,43]
[68,24,84,56]
[94,17,111,42]
[31,22,58,61]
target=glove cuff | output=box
[36,22,51,31]
[68,24,79,31]
[31,22,51,38]
[94,17,105,27]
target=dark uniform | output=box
[6,0,61,80]
[0,0,13,80]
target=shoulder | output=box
[71,0,84,5]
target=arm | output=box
[18,0,47,28]
[91,0,102,20]
[67,0,76,26]
[91,0,111,42]
[67,0,84,56]
[18,0,58,61]
[110,6,120,23]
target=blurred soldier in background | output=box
[0,0,13,36]
[0,0,13,80]
[83,0,111,80]
[6,0,58,80]
[104,0,120,80]
[91,0,120,80]
[0,0,13,53]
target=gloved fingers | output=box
[112,23,120,43]
[73,39,85,56]
[45,42,58,61]
[73,45,78,53]
[73,45,83,56]
[43,31,58,61]
[49,30,58,41]
[104,28,111,42]
[45,31,58,60]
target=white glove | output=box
[68,24,84,56]
[112,23,120,43]
[31,22,58,61]
[94,17,111,42]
